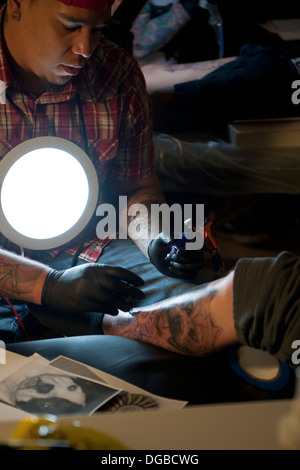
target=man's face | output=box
[8,0,112,88]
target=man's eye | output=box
[62,24,78,31]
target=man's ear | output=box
[6,0,32,23]
[7,0,22,10]
[6,0,22,18]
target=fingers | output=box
[103,265,144,287]
[170,248,203,263]
[168,249,202,270]
[96,265,145,300]
[166,249,203,279]
[88,265,145,314]
[87,290,141,316]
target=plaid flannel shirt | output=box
[0,6,154,262]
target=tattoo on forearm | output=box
[128,187,163,227]
[0,261,21,297]
[122,287,222,356]
[127,187,164,252]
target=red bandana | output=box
[56,0,112,10]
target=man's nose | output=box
[72,31,94,58]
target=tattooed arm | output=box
[125,184,165,257]
[102,271,238,356]
[0,249,50,305]
[102,174,165,258]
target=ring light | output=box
[0,137,99,250]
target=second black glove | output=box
[148,232,203,279]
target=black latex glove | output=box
[148,232,203,280]
[41,264,145,316]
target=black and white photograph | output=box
[0,359,120,416]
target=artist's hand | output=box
[41,264,145,315]
[148,232,203,279]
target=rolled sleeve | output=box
[233,251,300,365]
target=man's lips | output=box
[60,64,83,75]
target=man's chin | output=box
[40,76,71,93]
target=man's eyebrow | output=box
[58,14,106,27]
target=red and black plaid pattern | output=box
[0,7,154,261]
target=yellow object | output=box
[8,416,128,450]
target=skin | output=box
[3,0,112,95]
[0,249,50,304]
[103,272,238,356]
[102,180,165,258]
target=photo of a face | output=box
[0,360,120,416]
[49,355,187,413]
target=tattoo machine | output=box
[165,218,224,275]
[202,219,225,275]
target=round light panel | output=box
[0,137,99,250]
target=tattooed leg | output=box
[102,271,238,356]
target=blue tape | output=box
[227,344,290,391]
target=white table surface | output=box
[0,398,294,450]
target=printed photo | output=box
[0,359,120,416]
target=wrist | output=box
[102,311,134,336]
[40,269,61,307]
[32,267,52,306]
